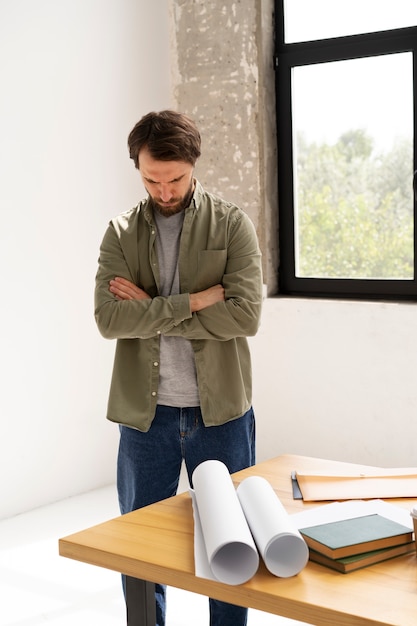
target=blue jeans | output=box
[117,405,255,626]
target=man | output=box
[94,110,263,626]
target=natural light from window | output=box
[284,0,417,42]
[284,4,415,280]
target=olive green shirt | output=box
[94,181,263,431]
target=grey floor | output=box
[0,484,307,625]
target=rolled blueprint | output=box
[237,475,309,577]
[191,460,259,585]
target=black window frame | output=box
[275,2,417,301]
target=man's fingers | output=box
[110,279,131,296]
[109,277,151,301]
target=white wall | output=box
[0,0,171,519]
[251,298,417,468]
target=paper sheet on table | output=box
[295,468,417,501]
[191,460,308,585]
[290,499,414,531]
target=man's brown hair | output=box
[128,110,201,169]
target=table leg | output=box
[125,576,156,626]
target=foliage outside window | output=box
[296,130,413,280]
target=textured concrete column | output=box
[169,0,278,292]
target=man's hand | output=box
[109,277,151,301]
[190,284,225,312]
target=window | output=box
[275,1,417,299]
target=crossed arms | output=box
[109,277,225,313]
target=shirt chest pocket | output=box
[194,249,227,290]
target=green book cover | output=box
[300,514,413,559]
[309,542,415,573]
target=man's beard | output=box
[151,181,195,217]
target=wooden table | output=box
[59,455,417,625]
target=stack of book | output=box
[299,513,415,573]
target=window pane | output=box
[284,0,417,42]
[292,53,414,279]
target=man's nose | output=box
[158,184,173,202]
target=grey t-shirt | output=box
[154,209,200,407]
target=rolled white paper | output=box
[191,460,309,585]
[237,475,309,577]
[191,460,259,585]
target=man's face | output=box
[138,147,195,217]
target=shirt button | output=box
[153,361,159,367]
[151,391,157,397]
[157,330,161,335]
